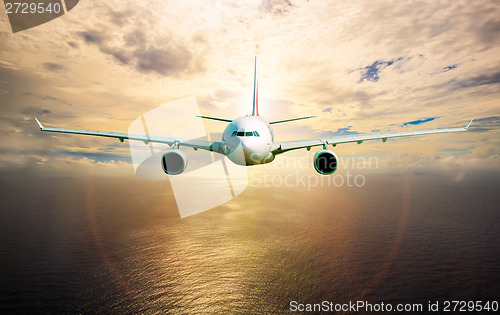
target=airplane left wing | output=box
[272,119,474,154]
[35,118,225,154]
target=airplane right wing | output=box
[272,119,474,154]
[35,118,226,154]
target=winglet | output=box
[35,118,44,129]
[465,118,474,130]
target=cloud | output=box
[448,72,500,90]
[0,0,499,173]
[23,108,52,117]
[77,29,200,76]
[260,0,294,15]
[79,30,103,45]
[108,9,134,27]
[42,62,65,72]
[322,126,359,137]
[78,30,132,65]
[30,156,134,177]
[41,94,72,106]
[438,155,483,168]
[467,116,500,133]
[478,17,500,47]
[55,150,131,163]
[134,47,191,76]
[67,41,78,48]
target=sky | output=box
[0,2,499,310]
[0,0,499,176]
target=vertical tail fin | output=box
[252,56,259,116]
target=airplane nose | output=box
[241,140,268,163]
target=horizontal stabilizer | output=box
[269,116,316,124]
[196,115,233,122]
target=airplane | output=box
[35,57,473,175]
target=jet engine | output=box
[161,150,187,175]
[313,149,338,175]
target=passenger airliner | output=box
[35,57,473,175]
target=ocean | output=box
[0,169,498,313]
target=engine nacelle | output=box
[313,149,338,175]
[262,152,275,164]
[161,150,187,175]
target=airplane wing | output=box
[35,118,225,154]
[272,119,474,154]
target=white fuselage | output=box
[221,116,275,165]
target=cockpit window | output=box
[234,131,260,137]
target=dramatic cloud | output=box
[0,0,498,172]
[79,30,103,45]
[467,116,500,133]
[448,72,500,90]
[77,28,200,76]
[134,47,192,76]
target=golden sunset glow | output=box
[0,0,498,175]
